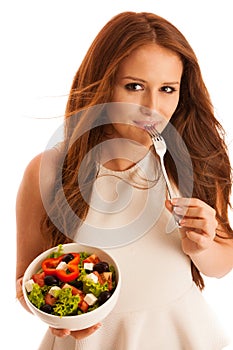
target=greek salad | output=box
[24,245,116,317]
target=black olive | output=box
[40,304,53,314]
[93,262,109,274]
[70,280,83,290]
[98,291,112,305]
[44,275,59,286]
[62,253,74,263]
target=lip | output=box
[133,120,161,130]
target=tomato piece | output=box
[62,284,83,296]
[102,272,113,290]
[83,254,100,264]
[93,271,105,285]
[32,272,45,287]
[71,286,83,296]
[79,300,89,313]
[45,293,57,306]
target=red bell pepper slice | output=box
[42,257,62,276]
[41,253,80,282]
[56,264,79,282]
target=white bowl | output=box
[23,243,121,330]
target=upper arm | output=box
[16,148,60,280]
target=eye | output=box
[125,83,144,91]
[160,86,176,93]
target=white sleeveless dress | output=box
[38,151,230,350]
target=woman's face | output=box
[106,43,183,148]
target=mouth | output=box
[132,120,161,130]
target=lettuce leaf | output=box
[80,275,108,297]
[52,288,80,317]
[28,284,45,309]
[47,244,64,259]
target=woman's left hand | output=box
[166,198,218,255]
[49,323,101,339]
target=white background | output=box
[1,0,233,349]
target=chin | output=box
[129,130,152,149]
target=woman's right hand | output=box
[49,323,102,339]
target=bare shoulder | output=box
[20,147,62,198]
[27,147,61,176]
[17,153,43,202]
[16,147,62,279]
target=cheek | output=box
[157,96,179,133]
[111,86,125,103]
[111,86,139,104]
[106,102,139,125]
[161,95,180,120]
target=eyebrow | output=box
[122,76,180,85]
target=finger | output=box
[171,197,209,207]
[172,196,213,210]
[49,327,70,338]
[179,227,187,239]
[184,230,210,249]
[16,277,24,299]
[165,199,183,224]
[174,204,216,220]
[165,199,173,212]
[179,217,217,235]
[179,217,203,230]
[171,197,193,208]
[71,323,102,340]
[173,205,190,218]
[171,198,195,220]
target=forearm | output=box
[16,277,33,314]
[189,239,233,278]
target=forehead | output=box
[116,44,183,79]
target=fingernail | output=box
[174,206,182,214]
[180,220,186,226]
[171,198,177,204]
[63,330,71,336]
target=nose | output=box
[139,105,152,116]
[140,92,159,116]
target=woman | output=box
[16,11,233,349]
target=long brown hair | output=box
[41,12,232,290]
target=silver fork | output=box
[145,125,181,227]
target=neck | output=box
[100,138,149,171]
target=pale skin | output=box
[16,43,233,340]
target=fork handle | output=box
[160,161,173,200]
[160,161,181,228]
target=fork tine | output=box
[145,124,160,138]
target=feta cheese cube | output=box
[49,286,61,297]
[84,293,98,306]
[86,273,98,284]
[83,262,94,271]
[56,261,67,270]
[25,279,35,292]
